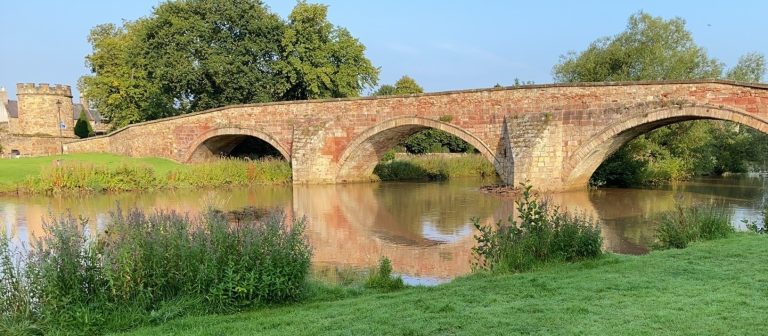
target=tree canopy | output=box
[553,12,767,186]
[373,75,424,96]
[82,0,378,129]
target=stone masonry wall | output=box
[15,83,76,137]
[66,80,768,191]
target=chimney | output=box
[0,87,7,104]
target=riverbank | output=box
[121,234,767,335]
[0,153,292,194]
[374,154,496,181]
[0,153,497,194]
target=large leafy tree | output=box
[553,12,723,82]
[276,2,378,100]
[554,12,767,186]
[82,0,378,129]
[373,75,423,96]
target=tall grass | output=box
[374,154,496,181]
[472,184,603,273]
[0,207,311,334]
[15,158,292,194]
[654,203,734,249]
[167,158,291,187]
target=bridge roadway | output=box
[66,80,768,191]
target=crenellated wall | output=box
[15,83,75,137]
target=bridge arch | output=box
[563,104,768,189]
[336,117,499,182]
[186,127,290,163]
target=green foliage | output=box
[276,2,378,100]
[74,110,94,138]
[373,154,496,181]
[0,208,311,334]
[167,158,292,188]
[83,0,378,129]
[112,234,768,336]
[553,12,723,82]
[18,158,292,194]
[744,203,768,234]
[654,203,733,249]
[365,257,405,291]
[472,184,603,273]
[402,129,474,154]
[379,148,396,162]
[374,75,424,96]
[554,12,768,186]
[726,52,766,82]
[373,84,396,96]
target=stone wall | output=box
[2,135,69,156]
[65,80,768,191]
[15,83,76,136]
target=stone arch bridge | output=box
[66,80,768,191]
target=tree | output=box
[373,75,423,96]
[553,12,767,186]
[276,2,378,100]
[373,85,396,96]
[726,52,766,82]
[74,110,95,139]
[82,0,378,129]
[553,12,723,82]
[392,76,423,95]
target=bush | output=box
[74,110,95,139]
[654,203,733,249]
[0,207,311,334]
[374,154,496,181]
[472,184,603,273]
[365,257,404,291]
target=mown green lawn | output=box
[119,234,768,336]
[0,153,182,185]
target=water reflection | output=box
[1,176,765,283]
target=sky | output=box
[1,1,766,100]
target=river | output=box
[1,176,766,284]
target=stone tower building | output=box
[14,83,75,136]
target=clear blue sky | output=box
[1,1,766,100]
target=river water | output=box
[1,176,766,284]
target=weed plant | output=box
[472,184,603,273]
[365,257,405,291]
[16,157,292,194]
[654,203,733,249]
[167,158,291,187]
[0,208,311,335]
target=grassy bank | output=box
[0,153,181,186]
[0,153,291,194]
[120,234,767,335]
[1,208,312,335]
[374,154,496,181]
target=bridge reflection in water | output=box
[1,176,765,284]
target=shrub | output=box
[472,184,603,273]
[74,110,95,139]
[365,257,404,291]
[654,203,733,249]
[0,207,311,334]
[374,154,496,181]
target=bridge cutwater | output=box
[66,80,768,191]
